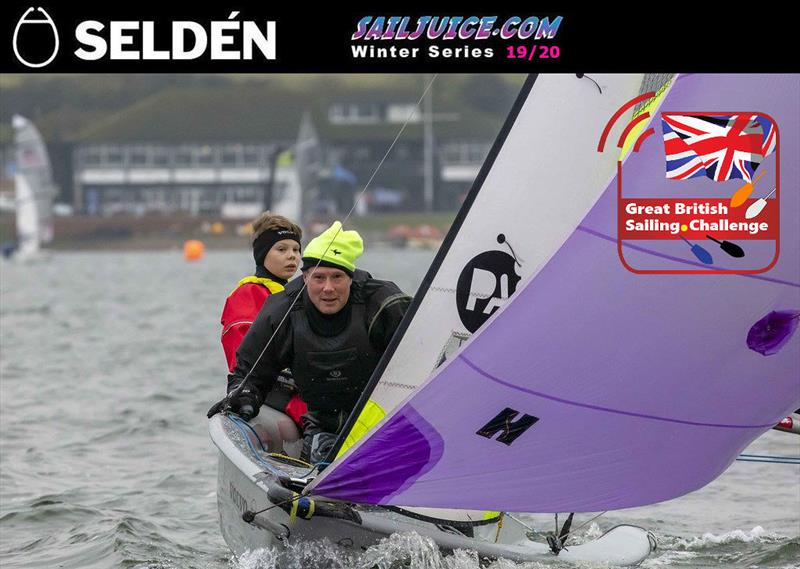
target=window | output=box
[243,146,262,165]
[195,146,215,165]
[105,146,124,165]
[175,146,193,166]
[130,146,149,166]
[387,103,420,124]
[221,144,242,165]
[81,147,103,166]
[152,147,171,166]
[329,102,382,124]
[441,142,490,164]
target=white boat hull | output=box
[210,413,655,565]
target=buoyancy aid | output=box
[221,276,285,371]
[290,299,381,424]
[230,275,285,296]
[286,270,401,426]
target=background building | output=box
[1,75,520,221]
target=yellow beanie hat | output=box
[301,221,363,275]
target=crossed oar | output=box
[679,233,745,265]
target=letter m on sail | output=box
[476,407,538,446]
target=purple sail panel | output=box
[317,406,443,504]
[313,74,800,512]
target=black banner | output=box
[3,3,798,73]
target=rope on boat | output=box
[564,511,608,537]
[226,416,321,525]
[266,453,313,468]
[493,513,505,543]
[297,462,330,478]
[229,415,330,475]
[242,493,303,523]
[505,513,536,536]
[227,416,326,475]
[232,415,268,452]
[228,416,284,476]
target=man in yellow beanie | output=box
[216,221,411,463]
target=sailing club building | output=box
[59,77,514,218]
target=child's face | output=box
[264,239,301,279]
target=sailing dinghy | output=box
[210,73,799,565]
[7,115,56,261]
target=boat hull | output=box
[210,413,655,565]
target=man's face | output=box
[303,266,352,315]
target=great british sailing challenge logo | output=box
[602,85,781,275]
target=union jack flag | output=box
[661,113,777,182]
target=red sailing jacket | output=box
[221,276,308,425]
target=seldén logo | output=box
[12,7,276,67]
[13,7,59,68]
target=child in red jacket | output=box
[221,212,307,425]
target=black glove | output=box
[207,397,228,418]
[207,385,261,420]
[228,385,261,421]
[274,369,300,396]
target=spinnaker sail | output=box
[12,114,56,257]
[310,74,799,512]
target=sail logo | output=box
[13,7,60,68]
[476,407,539,446]
[600,88,781,275]
[456,236,521,333]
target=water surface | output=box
[1,250,797,568]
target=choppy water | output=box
[1,250,798,569]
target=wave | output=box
[672,526,787,550]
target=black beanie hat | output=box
[252,228,301,266]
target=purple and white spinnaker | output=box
[311,74,799,513]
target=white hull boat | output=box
[210,409,656,565]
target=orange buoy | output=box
[183,239,205,261]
